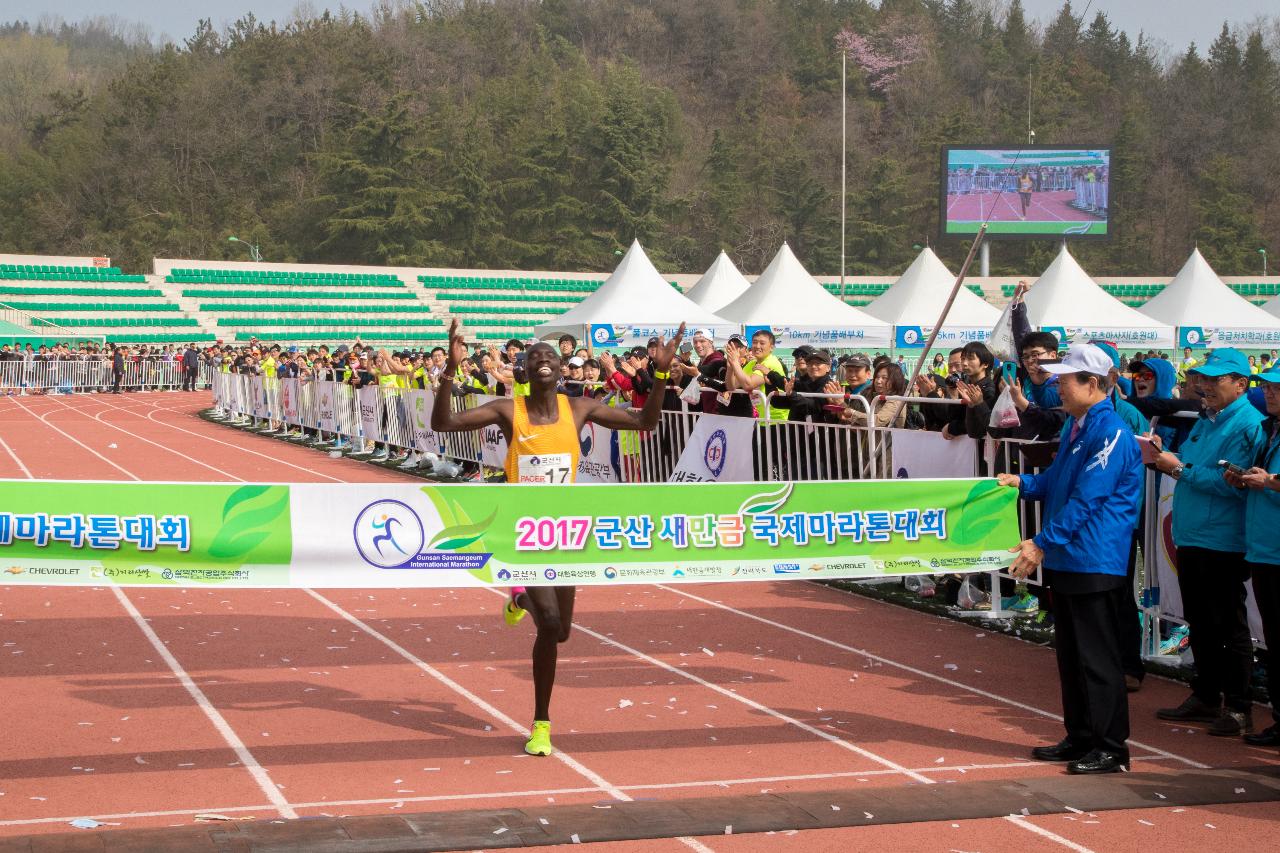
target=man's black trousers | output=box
[1176,546,1253,712]
[1247,561,1279,726]
[1046,568,1130,756]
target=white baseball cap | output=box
[692,328,714,342]
[1039,343,1113,378]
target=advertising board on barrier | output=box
[894,325,989,349]
[0,478,1018,588]
[744,324,891,349]
[1040,325,1172,348]
[1178,326,1280,350]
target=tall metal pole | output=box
[907,223,989,395]
[840,49,847,301]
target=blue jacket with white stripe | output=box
[1018,397,1144,576]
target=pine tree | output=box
[1241,31,1278,134]
[1194,156,1264,274]
[846,156,918,272]
[309,96,449,265]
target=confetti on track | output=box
[0,392,1276,851]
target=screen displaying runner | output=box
[940,146,1110,239]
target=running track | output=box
[0,392,1276,851]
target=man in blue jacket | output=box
[1225,366,1280,747]
[1149,348,1265,737]
[998,344,1144,774]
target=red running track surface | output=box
[0,391,1276,852]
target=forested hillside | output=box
[0,1,1276,277]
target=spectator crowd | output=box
[10,293,1278,757]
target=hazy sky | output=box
[1,1,1275,52]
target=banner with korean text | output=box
[0,478,1018,589]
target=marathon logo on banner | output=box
[670,414,754,483]
[282,378,300,425]
[894,326,989,349]
[745,324,891,349]
[359,385,380,441]
[0,479,1019,589]
[316,381,338,432]
[408,390,442,455]
[1178,326,1280,349]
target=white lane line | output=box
[303,589,714,853]
[480,589,933,785]
[93,393,348,483]
[660,585,1210,770]
[1004,814,1098,852]
[0,434,33,478]
[42,395,243,480]
[5,394,139,481]
[0,755,1185,830]
[109,585,297,819]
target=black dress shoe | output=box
[1243,724,1280,746]
[1156,694,1220,722]
[1067,749,1128,775]
[1031,740,1091,762]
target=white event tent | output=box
[534,240,735,348]
[862,247,1001,349]
[1139,248,1280,350]
[684,250,752,312]
[714,243,891,348]
[1023,244,1174,349]
[1263,293,1280,323]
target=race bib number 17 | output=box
[518,452,572,484]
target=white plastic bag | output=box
[679,377,703,406]
[989,385,1021,429]
[989,301,1016,362]
[957,576,990,610]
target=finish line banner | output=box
[0,479,1017,589]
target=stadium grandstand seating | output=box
[0,271,213,342]
[819,281,890,307]
[0,264,147,283]
[418,274,606,292]
[166,268,402,286]
[6,256,1280,348]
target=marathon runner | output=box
[431,318,686,756]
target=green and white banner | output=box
[0,479,1018,588]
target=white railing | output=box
[0,359,187,393]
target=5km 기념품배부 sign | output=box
[0,479,1018,588]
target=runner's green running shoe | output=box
[525,720,552,756]
[1001,592,1040,615]
[503,598,527,627]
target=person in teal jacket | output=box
[999,344,1144,775]
[1225,366,1280,747]
[1148,348,1265,737]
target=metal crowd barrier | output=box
[0,359,189,393]
[212,375,1192,643]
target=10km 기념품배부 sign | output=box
[0,479,1017,588]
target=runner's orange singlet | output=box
[504,394,580,484]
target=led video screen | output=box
[941,146,1110,239]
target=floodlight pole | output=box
[1261,248,1268,277]
[228,235,262,263]
[980,241,989,277]
[840,49,847,301]
[906,223,988,396]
